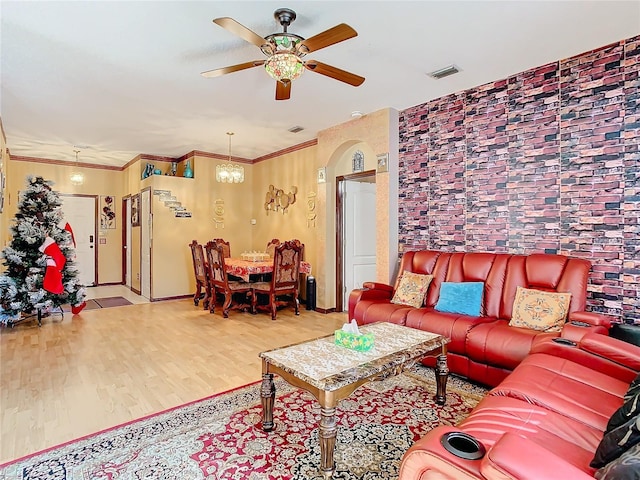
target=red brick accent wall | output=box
[399,35,639,322]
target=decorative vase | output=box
[183,160,193,178]
[142,163,154,179]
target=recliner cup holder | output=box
[552,337,577,346]
[440,432,486,460]
[570,320,591,327]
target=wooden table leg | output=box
[260,373,275,431]
[319,406,338,478]
[434,349,449,406]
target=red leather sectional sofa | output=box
[348,250,613,387]
[398,332,640,479]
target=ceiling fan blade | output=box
[298,24,357,53]
[275,80,292,101]
[201,60,265,78]
[305,60,365,87]
[213,17,266,48]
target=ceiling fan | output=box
[201,8,365,100]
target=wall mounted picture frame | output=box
[131,194,140,227]
[100,195,116,229]
[376,153,389,173]
[352,150,364,173]
[317,167,326,184]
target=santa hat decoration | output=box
[64,222,76,248]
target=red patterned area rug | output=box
[0,367,487,480]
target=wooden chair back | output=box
[205,241,228,289]
[205,241,252,317]
[212,238,231,258]
[252,240,303,320]
[189,240,210,308]
[266,238,280,258]
[271,240,303,290]
[289,238,304,260]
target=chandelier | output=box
[216,132,244,183]
[69,149,84,186]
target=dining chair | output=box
[251,240,303,320]
[265,238,280,257]
[188,240,210,309]
[212,238,231,258]
[290,238,304,260]
[204,241,252,317]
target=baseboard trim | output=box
[151,294,192,302]
[314,307,336,314]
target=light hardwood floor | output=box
[0,295,348,464]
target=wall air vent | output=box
[288,126,304,133]
[428,64,460,79]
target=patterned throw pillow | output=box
[508,286,571,332]
[391,272,433,308]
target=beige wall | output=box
[2,108,397,306]
[251,145,319,261]
[142,154,255,299]
[316,108,399,309]
[6,160,124,284]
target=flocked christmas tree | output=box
[0,176,86,326]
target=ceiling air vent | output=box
[428,64,460,79]
[288,126,304,133]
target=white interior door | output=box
[343,180,377,311]
[60,195,97,286]
[141,189,151,299]
[125,197,132,288]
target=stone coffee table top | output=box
[260,322,447,392]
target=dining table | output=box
[225,257,312,283]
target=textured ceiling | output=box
[1,1,639,167]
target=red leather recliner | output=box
[398,333,640,480]
[348,250,613,386]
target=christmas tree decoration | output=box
[42,258,64,294]
[0,176,87,326]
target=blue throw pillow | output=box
[434,282,484,316]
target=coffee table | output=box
[259,322,449,478]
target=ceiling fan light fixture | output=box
[264,52,304,82]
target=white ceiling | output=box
[1,1,639,168]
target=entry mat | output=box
[62,296,134,312]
